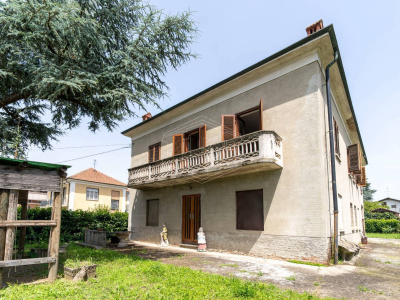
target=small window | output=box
[350,203,354,227]
[86,188,99,201]
[236,190,263,231]
[333,117,340,156]
[392,205,397,208]
[111,200,119,211]
[148,142,161,163]
[146,199,159,226]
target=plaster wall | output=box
[70,182,126,212]
[129,60,333,262]
[380,200,400,214]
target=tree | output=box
[363,179,377,202]
[0,0,197,155]
[364,201,389,213]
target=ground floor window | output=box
[111,200,119,211]
[146,199,159,226]
[86,188,99,200]
[236,189,263,231]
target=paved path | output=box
[118,238,400,299]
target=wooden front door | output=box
[182,195,201,244]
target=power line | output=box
[30,143,129,150]
[56,145,131,164]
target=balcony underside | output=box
[129,157,282,190]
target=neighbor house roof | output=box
[67,168,126,187]
[378,198,400,203]
[121,24,367,164]
[0,157,70,171]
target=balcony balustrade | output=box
[128,130,283,189]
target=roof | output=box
[121,24,368,164]
[67,168,126,187]
[378,198,400,203]
[0,157,70,171]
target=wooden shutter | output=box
[199,125,206,148]
[347,144,361,174]
[154,143,160,161]
[334,118,340,155]
[173,134,184,155]
[357,167,366,186]
[222,115,237,141]
[259,99,263,130]
[148,145,154,163]
[111,190,120,200]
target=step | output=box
[179,244,198,249]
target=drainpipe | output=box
[326,51,339,265]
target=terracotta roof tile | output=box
[68,168,126,186]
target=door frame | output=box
[181,194,201,245]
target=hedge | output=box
[365,219,400,233]
[17,206,128,244]
[364,211,399,220]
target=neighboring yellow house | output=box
[63,168,127,212]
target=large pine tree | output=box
[0,0,197,156]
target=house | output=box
[27,191,47,209]
[63,168,127,212]
[122,21,367,263]
[378,198,400,214]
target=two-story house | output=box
[123,21,367,263]
[378,198,400,214]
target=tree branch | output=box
[0,93,29,109]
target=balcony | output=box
[128,130,283,189]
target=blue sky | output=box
[28,1,400,201]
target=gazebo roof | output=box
[0,157,70,171]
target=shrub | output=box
[17,207,128,244]
[365,219,400,233]
[364,211,399,220]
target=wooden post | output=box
[48,185,62,281]
[4,190,19,261]
[18,191,29,252]
[0,189,10,288]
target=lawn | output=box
[0,244,334,299]
[367,233,400,239]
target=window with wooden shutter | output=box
[199,125,206,148]
[146,199,159,226]
[357,167,367,187]
[333,118,340,156]
[347,144,361,174]
[148,142,161,163]
[173,134,184,155]
[350,203,354,227]
[236,189,264,231]
[222,115,237,141]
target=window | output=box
[333,118,340,156]
[173,125,206,155]
[236,190,264,231]
[86,188,99,200]
[350,203,354,227]
[146,199,159,226]
[222,100,263,141]
[148,142,161,163]
[392,205,397,209]
[111,200,119,211]
[354,206,358,227]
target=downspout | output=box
[326,51,339,265]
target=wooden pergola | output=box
[0,157,70,286]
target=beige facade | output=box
[65,180,127,212]
[124,26,366,263]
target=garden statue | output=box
[197,227,206,252]
[160,223,169,246]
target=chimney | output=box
[142,112,152,121]
[306,19,324,36]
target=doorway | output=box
[182,195,201,244]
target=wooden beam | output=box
[0,257,56,268]
[0,220,57,227]
[18,191,29,252]
[48,185,62,281]
[4,190,18,261]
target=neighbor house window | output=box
[392,205,396,208]
[111,190,120,211]
[333,117,340,156]
[148,142,161,163]
[236,189,263,231]
[146,199,159,226]
[111,200,119,211]
[86,188,99,200]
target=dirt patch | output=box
[117,238,400,299]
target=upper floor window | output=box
[222,99,263,141]
[148,142,161,163]
[173,125,206,155]
[333,117,340,156]
[87,188,99,201]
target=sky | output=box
[28,0,400,201]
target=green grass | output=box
[288,260,327,267]
[285,276,296,281]
[367,233,400,239]
[0,244,333,299]
[219,263,238,268]
[358,285,369,292]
